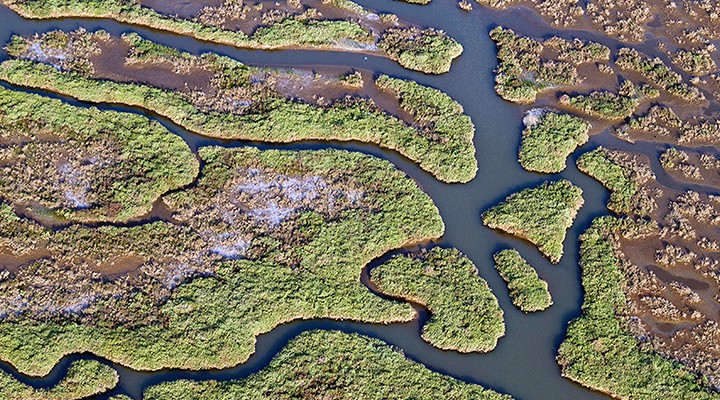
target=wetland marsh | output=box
[1,0,720,398]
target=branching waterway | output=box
[1,1,716,399]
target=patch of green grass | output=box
[143,330,512,400]
[493,249,552,312]
[378,27,463,74]
[0,32,476,182]
[559,81,639,120]
[0,146,444,376]
[557,217,719,399]
[576,147,654,216]
[370,247,505,352]
[519,110,590,173]
[0,359,118,400]
[0,85,198,223]
[482,180,584,263]
[1,0,460,73]
[616,48,704,101]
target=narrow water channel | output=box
[1,1,712,399]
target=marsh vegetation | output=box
[0,0,462,73]
[0,359,118,400]
[1,29,476,182]
[143,330,511,400]
[518,110,590,173]
[0,87,448,376]
[493,249,552,312]
[482,180,584,263]
[371,247,505,353]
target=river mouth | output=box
[0,0,716,399]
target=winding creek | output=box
[0,1,717,399]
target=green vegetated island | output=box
[493,249,552,312]
[143,330,512,400]
[370,247,505,352]
[0,29,476,183]
[519,109,590,173]
[0,0,462,74]
[0,359,118,400]
[483,180,584,263]
[0,85,447,375]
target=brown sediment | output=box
[88,39,214,92]
[604,151,720,389]
[660,147,720,189]
[0,247,51,273]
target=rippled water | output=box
[0,2,700,398]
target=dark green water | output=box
[0,2,706,399]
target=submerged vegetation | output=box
[0,0,461,73]
[143,330,512,400]
[493,249,552,312]
[0,30,476,182]
[370,247,505,353]
[482,180,584,263]
[519,110,590,173]
[0,140,445,375]
[558,217,720,400]
[0,86,198,223]
[0,359,118,400]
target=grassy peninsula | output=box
[370,248,505,353]
[493,249,552,312]
[482,180,584,263]
[559,81,640,120]
[0,30,476,182]
[0,360,118,400]
[143,330,512,400]
[0,86,198,223]
[519,110,590,173]
[0,143,445,376]
[558,217,720,400]
[0,0,461,73]
[576,147,655,216]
